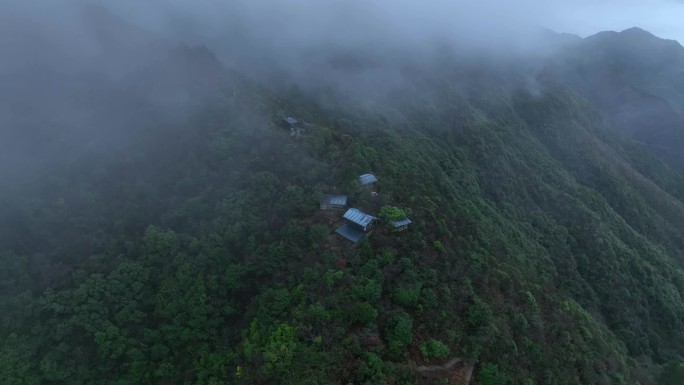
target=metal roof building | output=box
[391,218,413,228]
[358,173,378,186]
[283,117,298,125]
[320,194,348,210]
[343,208,377,229]
[335,224,365,243]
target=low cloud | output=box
[2,0,683,181]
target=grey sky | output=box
[548,0,684,42]
[100,0,684,45]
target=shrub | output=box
[419,338,449,359]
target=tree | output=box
[419,339,449,360]
[379,206,408,224]
[384,312,413,360]
[659,362,684,385]
[478,363,508,385]
[263,323,297,377]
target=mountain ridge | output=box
[1,4,684,385]
[539,26,684,171]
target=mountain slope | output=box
[1,7,684,385]
[540,27,684,169]
[0,3,226,185]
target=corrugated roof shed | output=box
[391,218,413,228]
[321,194,348,206]
[343,208,377,228]
[359,173,378,186]
[335,224,365,243]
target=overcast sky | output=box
[549,0,684,42]
[98,0,684,45]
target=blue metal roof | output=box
[358,173,378,186]
[343,208,377,227]
[335,223,365,243]
[284,117,298,125]
[321,194,348,206]
[391,218,413,227]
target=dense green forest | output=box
[3,6,684,385]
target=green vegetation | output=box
[379,206,408,222]
[478,363,509,385]
[659,362,684,385]
[419,339,449,360]
[1,44,684,385]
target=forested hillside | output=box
[540,27,684,170]
[2,4,684,385]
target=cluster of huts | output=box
[321,174,412,244]
[280,115,411,244]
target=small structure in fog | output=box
[281,116,299,128]
[320,194,348,211]
[335,208,378,243]
[335,224,365,243]
[390,218,412,231]
[280,116,306,137]
[359,173,378,190]
[343,208,377,232]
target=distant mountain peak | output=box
[586,26,683,49]
[618,26,683,47]
[619,26,655,37]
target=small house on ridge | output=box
[281,117,298,128]
[320,194,348,211]
[335,208,378,243]
[390,218,412,231]
[358,173,379,192]
[281,116,306,136]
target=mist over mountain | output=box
[540,27,684,169]
[2,2,684,385]
[87,0,684,171]
[0,3,227,184]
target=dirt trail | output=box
[462,360,475,384]
[416,357,462,372]
[415,357,476,385]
